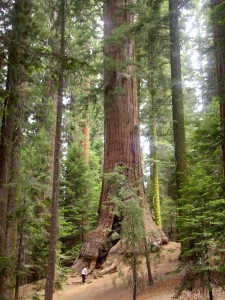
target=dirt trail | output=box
[53,242,181,300]
[54,274,132,300]
[19,242,182,299]
[20,242,225,299]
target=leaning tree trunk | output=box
[72,0,167,273]
[211,0,225,176]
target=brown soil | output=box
[54,242,182,300]
[19,242,225,300]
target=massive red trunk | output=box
[72,0,167,272]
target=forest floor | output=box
[19,242,225,300]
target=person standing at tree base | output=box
[81,266,87,284]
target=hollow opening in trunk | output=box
[111,213,122,245]
[96,214,122,268]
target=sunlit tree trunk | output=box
[146,4,163,229]
[81,79,90,240]
[211,0,225,176]
[148,50,161,228]
[82,117,90,165]
[44,0,65,298]
[152,119,161,227]
[169,0,188,200]
[73,0,167,272]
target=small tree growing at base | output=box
[106,167,153,300]
[120,198,146,300]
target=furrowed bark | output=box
[72,0,167,273]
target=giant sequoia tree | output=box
[73,0,167,271]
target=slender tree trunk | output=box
[72,0,167,273]
[7,99,22,299]
[148,79,161,228]
[44,0,65,298]
[208,280,213,300]
[144,240,153,285]
[146,16,162,229]
[206,249,213,300]
[152,119,161,227]
[0,78,15,299]
[169,0,188,200]
[82,78,91,165]
[15,224,24,299]
[196,18,207,112]
[82,117,90,165]
[81,111,90,241]
[211,0,225,176]
[132,240,137,300]
[81,114,90,241]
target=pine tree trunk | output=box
[72,0,167,272]
[0,0,31,297]
[5,98,22,299]
[169,0,188,200]
[0,81,15,299]
[44,0,65,298]
[15,224,24,299]
[81,114,90,240]
[147,21,162,229]
[82,78,91,165]
[211,0,225,176]
[82,117,90,165]
[143,237,153,285]
[132,242,137,300]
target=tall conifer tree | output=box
[169,0,188,201]
[211,0,225,176]
[0,0,32,298]
[44,0,65,298]
[72,0,167,272]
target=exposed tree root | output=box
[72,200,168,276]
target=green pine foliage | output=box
[17,127,54,284]
[60,141,101,265]
[177,100,225,294]
[134,0,176,236]
[105,169,146,297]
